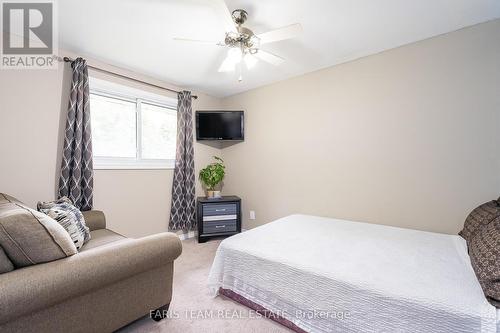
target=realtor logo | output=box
[1,0,57,69]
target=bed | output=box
[208,214,499,333]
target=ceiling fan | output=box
[173,1,302,82]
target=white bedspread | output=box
[208,214,498,333]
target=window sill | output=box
[93,158,175,170]
[93,165,175,170]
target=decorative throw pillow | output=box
[459,200,500,243]
[469,216,500,307]
[37,197,91,250]
[0,194,77,267]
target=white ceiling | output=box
[58,0,500,97]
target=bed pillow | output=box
[37,197,91,250]
[459,200,500,243]
[469,216,500,307]
[0,199,77,267]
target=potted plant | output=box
[199,156,225,199]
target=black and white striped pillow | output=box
[37,197,91,250]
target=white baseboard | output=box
[177,230,196,240]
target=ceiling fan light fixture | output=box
[227,47,243,64]
[244,53,258,69]
[250,35,260,49]
[174,2,302,81]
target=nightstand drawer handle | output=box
[215,225,225,228]
[215,209,226,212]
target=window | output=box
[90,78,177,169]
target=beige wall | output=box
[0,50,222,238]
[221,19,500,234]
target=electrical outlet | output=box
[249,210,256,220]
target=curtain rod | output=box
[62,57,198,99]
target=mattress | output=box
[208,214,498,333]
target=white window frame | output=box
[90,78,177,170]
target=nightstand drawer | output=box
[203,220,237,234]
[203,214,237,222]
[203,203,237,216]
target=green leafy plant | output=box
[199,156,225,191]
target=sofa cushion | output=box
[0,246,14,273]
[0,194,77,268]
[459,200,500,243]
[81,210,106,231]
[469,216,500,307]
[79,229,126,252]
[38,197,91,250]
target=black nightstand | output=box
[197,196,241,243]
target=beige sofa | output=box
[0,195,182,333]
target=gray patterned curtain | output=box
[169,91,196,230]
[58,58,93,211]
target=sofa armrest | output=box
[0,232,182,324]
[82,210,106,231]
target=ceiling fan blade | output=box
[256,23,303,44]
[218,54,236,72]
[173,37,224,46]
[213,0,237,33]
[255,50,285,66]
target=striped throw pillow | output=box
[37,197,91,250]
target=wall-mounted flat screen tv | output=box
[196,111,244,141]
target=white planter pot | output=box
[206,190,222,199]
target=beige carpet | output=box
[118,238,291,333]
